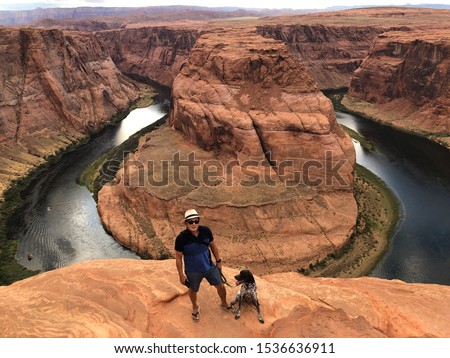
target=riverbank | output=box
[0,89,156,286]
[300,164,399,278]
[78,114,167,200]
[299,93,401,278]
[77,94,163,197]
[339,124,375,151]
[341,95,450,150]
[0,136,91,285]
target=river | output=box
[12,98,168,272]
[336,111,450,285]
[9,103,450,285]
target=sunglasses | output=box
[186,219,200,225]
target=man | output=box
[175,209,232,322]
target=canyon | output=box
[92,7,450,272]
[1,7,449,337]
[97,26,356,275]
[0,27,143,198]
[3,9,447,202]
[345,29,450,147]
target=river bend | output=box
[10,105,450,285]
[337,111,450,285]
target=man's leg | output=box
[206,266,231,309]
[186,272,202,317]
[188,288,199,313]
[215,283,229,308]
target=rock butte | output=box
[97,28,357,275]
[0,259,449,338]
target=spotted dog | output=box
[230,269,264,324]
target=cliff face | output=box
[98,27,199,87]
[1,259,449,338]
[257,25,384,89]
[169,27,354,190]
[346,30,450,147]
[97,28,357,275]
[0,27,141,197]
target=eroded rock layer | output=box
[346,30,450,147]
[0,27,141,197]
[98,27,199,87]
[1,259,449,337]
[97,28,357,275]
[257,25,384,89]
[169,27,355,190]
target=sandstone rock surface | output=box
[0,27,141,198]
[97,28,357,275]
[257,25,384,89]
[0,259,449,338]
[99,27,199,87]
[169,27,354,191]
[255,8,450,91]
[346,29,450,147]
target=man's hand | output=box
[179,274,187,286]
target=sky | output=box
[0,0,449,11]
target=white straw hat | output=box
[184,209,200,221]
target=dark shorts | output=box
[185,266,222,292]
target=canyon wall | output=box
[0,27,141,198]
[1,259,449,337]
[97,27,357,275]
[345,30,450,147]
[257,25,384,89]
[98,27,199,87]
[169,27,355,191]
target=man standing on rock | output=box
[175,209,232,322]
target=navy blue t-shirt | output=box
[175,226,214,273]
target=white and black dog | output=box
[230,269,264,324]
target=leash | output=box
[220,270,233,287]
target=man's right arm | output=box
[175,251,187,285]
